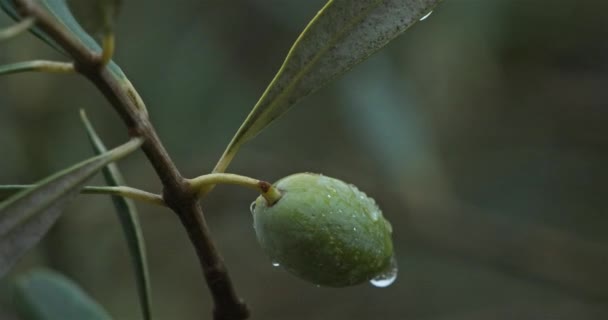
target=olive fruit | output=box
[251,173,395,287]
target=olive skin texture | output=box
[252,173,394,287]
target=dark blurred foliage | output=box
[1,0,608,319]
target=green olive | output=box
[251,173,395,287]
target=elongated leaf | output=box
[0,0,60,51]
[0,185,164,206]
[80,110,152,320]
[67,0,123,34]
[14,269,112,320]
[0,61,44,75]
[0,0,125,78]
[0,17,34,41]
[216,0,442,172]
[0,137,142,277]
[0,60,73,75]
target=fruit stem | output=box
[188,173,282,204]
[100,32,115,67]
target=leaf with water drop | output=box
[214,0,442,173]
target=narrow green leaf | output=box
[67,0,122,35]
[216,0,442,172]
[14,269,112,320]
[80,110,152,320]
[0,137,142,277]
[0,16,34,41]
[0,185,165,206]
[0,0,125,78]
[0,0,61,51]
[0,61,39,75]
[0,60,74,75]
[39,0,104,50]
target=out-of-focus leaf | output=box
[338,53,451,197]
[67,0,122,35]
[14,269,112,320]
[80,110,152,320]
[0,137,142,277]
[214,0,442,173]
[0,0,125,78]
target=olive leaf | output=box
[214,0,442,173]
[0,137,142,277]
[0,60,73,75]
[0,61,52,75]
[67,0,122,35]
[0,0,125,78]
[14,269,113,320]
[0,16,34,41]
[0,0,59,51]
[80,110,152,320]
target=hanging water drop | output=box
[369,256,398,288]
[419,11,433,21]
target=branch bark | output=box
[13,1,249,319]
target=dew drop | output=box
[249,201,256,213]
[271,261,280,267]
[370,256,398,288]
[419,11,433,21]
[369,209,380,221]
[327,194,332,198]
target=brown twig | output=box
[13,0,249,319]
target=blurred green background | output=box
[2,0,608,319]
